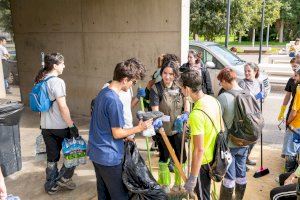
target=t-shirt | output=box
[285,77,298,118]
[0,45,8,60]
[40,75,68,129]
[103,83,133,129]
[188,95,220,165]
[238,79,264,104]
[217,86,244,148]
[290,85,300,129]
[88,87,125,166]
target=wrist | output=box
[68,122,74,128]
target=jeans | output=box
[93,162,129,200]
[223,147,248,188]
[282,129,300,157]
[194,164,211,200]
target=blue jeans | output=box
[282,129,300,156]
[223,147,248,188]
[93,162,129,200]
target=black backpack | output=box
[226,90,264,146]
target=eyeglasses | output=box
[131,80,137,86]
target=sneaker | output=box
[161,185,170,194]
[246,159,256,166]
[47,185,60,195]
[57,177,76,190]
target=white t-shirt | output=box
[0,45,8,60]
[40,75,68,129]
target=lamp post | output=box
[225,0,231,48]
[258,0,266,64]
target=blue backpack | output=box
[29,76,55,112]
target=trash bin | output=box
[0,100,24,177]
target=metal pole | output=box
[225,0,231,48]
[258,0,266,64]
[266,24,270,47]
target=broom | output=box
[253,84,269,178]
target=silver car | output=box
[189,41,271,96]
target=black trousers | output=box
[42,128,71,162]
[93,162,129,200]
[156,133,187,163]
[195,164,211,200]
[270,172,297,200]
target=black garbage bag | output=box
[122,141,167,200]
[0,101,24,177]
[0,101,24,125]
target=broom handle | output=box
[260,83,263,169]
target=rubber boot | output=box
[44,162,59,194]
[172,163,186,192]
[235,184,246,200]
[158,162,171,193]
[219,184,234,200]
[285,155,297,172]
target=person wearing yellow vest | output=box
[179,69,220,199]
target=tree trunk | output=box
[266,24,270,47]
[279,20,284,42]
[195,34,199,41]
[252,29,256,47]
[238,33,242,43]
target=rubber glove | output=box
[153,118,163,131]
[278,105,287,121]
[136,88,146,99]
[69,124,79,138]
[184,175,198,195]
[255,91,265,100]
[179,112,189,123]
[173,118,184,134]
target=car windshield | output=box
[207,45,245,66]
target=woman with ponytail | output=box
[36,53,79,195]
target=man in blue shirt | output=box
[88,58,153,200]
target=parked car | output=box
[189,41,271,95]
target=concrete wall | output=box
[10,0,190,115]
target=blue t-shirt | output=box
[87,87,125,166]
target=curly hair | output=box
[113,57,146,81]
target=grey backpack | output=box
[227,90,264,146]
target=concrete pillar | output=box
[0,60,6,98]
[10,0,189,115]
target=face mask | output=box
[187,96,194,103]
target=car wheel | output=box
[7,72,14,85]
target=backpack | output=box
[195,104,232,182]
[226,90,264,146]
[29,76,55,112]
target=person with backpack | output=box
[32,53,79,195]
[279,61,300,172]
[217,68,258,200]
[149,60,189,193]
[179,69,220,199]
[238,62,265,168]
[88,58,153,200]
[180,49,214,95]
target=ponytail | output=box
[34,53,64,84]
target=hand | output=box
[284,173,297,185]
[278,105,287,121]
[69,124,79,138]
[153,118,163,131]
[184,175,198,195]
[136,88,146,99]
[138,119,153,132]
[180,112,189,123]
[0,177,7,200]
[255,91,265,100]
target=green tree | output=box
[190,0,226,41]
[0,0,12,34]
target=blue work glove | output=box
[136,88,146,99]
[179,112,189,123]
[184,175,198,195]
[153,118,163,131]
[255,91,265,100]
[173,118,184,134]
